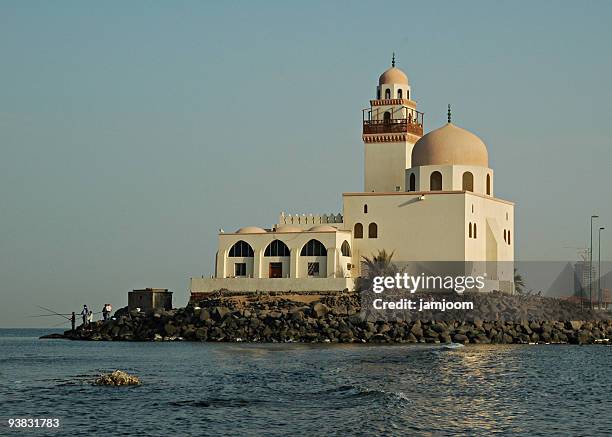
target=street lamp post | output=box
[598,227,605,309]
[590,215,599,309]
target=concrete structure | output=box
[190,57,515,296]
[128,288,173,312]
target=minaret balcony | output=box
[362,118,424,136]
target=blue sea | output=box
[1,328,611,436]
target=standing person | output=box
[71,312,76,332]
[81,305,89,326]
[102,304,109,321]
[87,309,93,326]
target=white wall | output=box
[342,191,514,270]
[214,230,353,280]
[364,140,415,192]
[191,277,355,294]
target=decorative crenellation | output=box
[370,98,416,108]
[278,212,343,225]
[362,133,421,143]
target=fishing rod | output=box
[51,319,71,328]
[35,305,71,320]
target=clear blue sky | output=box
[1,1,611,327]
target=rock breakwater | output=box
[56,292,611,345]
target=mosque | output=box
[190,58,515,297]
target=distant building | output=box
[191,58,515,296]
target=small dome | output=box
[379,67,408,85]
[236,226,267,234]
[275,225,302,233]
[411,123,488,167]
[309,225,337,232]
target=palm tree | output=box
[514,268,525,294]
[355,249,398,291]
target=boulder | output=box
[93,370,140,386]
[164,323,178,337]
[312,303,330,318]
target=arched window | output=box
[473,223,477,239]
[430,171,442,191]
[462,171,474,192]
[503,229,507,242]
[377,89,381,100]
[486,174,491,195]
[264,240,290,257]
[508,230,511,245]
[364,204,368,214]
[409,173,416,191]
[341,240,351,257]
[354,223,363,239]
[397,89,403,99]
[384,88,391,99]
[368,222,378,238]
[383,111,391,123]
[406,90,410,99]
[300,239,327,256]
[229,240,254,257]
[469,223,472,238]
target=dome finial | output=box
[392,52,395,67]
[447,104,451,123]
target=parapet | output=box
[277,212,343,229]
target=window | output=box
[341,240,351,257]
[300,239,327,256]
[406,90,410,99]
[462,172,474,192]
[229,240,254,257]
[264,240,290,257]
[504,229,507,242]
[383,111,391,122]
[397,89,403,99]
[486,174,491,195]
[473,223,477,239]
[234,263,247,277]
[395,186,400,192]
[377,89,381,99]
[469,223,472,238]
[508,230,511,245]
[472,204,474,213]
[364,204,368,214]
[430,171,442,191]
[409,173,416,191]
[385,88,391,99]
[354,223,363,239]
[368,222,378,238]
[307,262,320,277]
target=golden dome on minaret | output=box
[378,53,409,85]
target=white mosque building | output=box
[190,59,515,297]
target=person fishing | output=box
[81,305,89,326]
[102,304,109,321]
[87,309,93,326]
[71,312,76,332]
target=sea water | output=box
[1,329,610,436]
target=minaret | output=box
[362,55,424,192]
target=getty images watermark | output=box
[370,273,486,311]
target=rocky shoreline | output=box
[43,292,612,345]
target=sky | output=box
[1,1,611,327]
